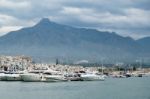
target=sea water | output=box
[0,77,150,99]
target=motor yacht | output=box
[5,73,21,81]
[0,71,6,81]
[80,73,105,81]
[20,72,42,82]
[42,70,67,82]
[64,73,82,81]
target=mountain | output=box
[0,18,149,63]
[137,37,150,51]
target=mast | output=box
[101,58,104,74]
[56,58,59,65]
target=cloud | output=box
[0,0,149,39]
[0,26,22,36]
[0,14,35,35]
[60,7,150,28]
[0,0,30,9]
[0,14,21,26]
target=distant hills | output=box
[0,18,150,64]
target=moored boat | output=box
[42,70,67,82]
[81,73,105,81]
[64,73,82,81]
[0,73,6,81]
[5,73,21,81]
[43,75,67,82]
[20,73,42,82]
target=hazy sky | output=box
[0,0,150,39]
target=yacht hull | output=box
[0,73,6,81]
[5,74,21,81]
[81,74,105,81]
[20,74,42,82]
[44,75,67,82]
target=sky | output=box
[0,0,150,39]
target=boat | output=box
[0,72,6,81]
[112,74,126,78]
[20,71,43,82]
[137,73,143,77]
[80,73,105,81]
[43,74,67,82]
[20,73,42,82]
[0,71,22,81]
[64,73,82,81]
[42,70,67,82]
[1,70,26,81]
[20,67,51,82]
[5,73,21,81]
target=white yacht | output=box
[64,73,82,81]
[80,73,105,81]
[0,72,6,81]
[0,70,26,81]
[43,74,67,82]
[2,70,27,81]
[20,72,42,82]
[5,73,21,81]
[42,70,67,82]
[20,67,50,82]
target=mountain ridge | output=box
[0,18,150,63]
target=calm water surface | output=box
[0,77,150,99]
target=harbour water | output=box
[0,77,150,99]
